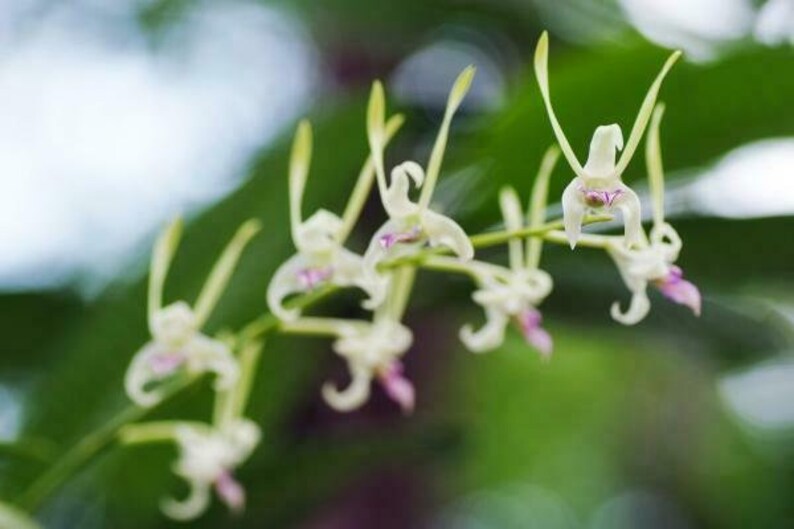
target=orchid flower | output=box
[606,104,701,324]
[534,31,681,249]
[361,68,476,293]
[156,418,261,521]
[125,218,260,407]
[437,148,559,356]
[267,116,404,321]
[283,316,415,413]
[555,105,701,324]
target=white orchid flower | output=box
[606,104,700,324]
[555,105,701,325]
[447,148,559,356]
[362,68,476,294]
[267,116,404,321]
[125,218,260,407]
[534,31,681,249]
[159,419,261,521]
[283,316,414,413]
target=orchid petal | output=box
[657,266,702,316]
[367,81,389,200]
[614,50,682,177]
[384,161,423,218]
[613,184,643,248]
[339,113,406,242]
[188,336,239,391]
[561,179,586,249]
[266,254,310,322]
[583,124,624,176]
[422,209,474,260]
[419,66,476,210]
[646,104,667,228]
[533,31,585,178]
[289,120,312,244]
[148,217,183,331]
[193,219,261,327]
[215,472,245,513]
[610,287,651,325]
[460,307,509,353]
[322,365,372,412]
[499,187,524,270]
[379,362,415,414]
[526,145,560,269]
[125,342,173,408]
[650,222,682,262]
[161,479,212,521]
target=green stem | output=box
[15,377,195,511]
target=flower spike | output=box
[534,30,681,248]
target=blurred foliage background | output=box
[0,0,792,528]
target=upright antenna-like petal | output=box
[367,81,390,201]
[646,104,667,229]
[533,31,585,178]
[613,51,681,178]
[148,218,183,331]
[526,146,560,268]
[338,113,405,242]
[418,66,476,210]
[289,120,313,245]
[193,220,261,327]
[499,187,524,271]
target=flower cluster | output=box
[118,31,701,522]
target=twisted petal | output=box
[650,222,682,262]
[161,479,212,522]
[561,179,586,249]
[384,162,423,218]
[422,209,474,260]
[188,336,239,391]
[460,306,509,353]
[322,366,372,412]
[613,184,643,248]
[583,124,624,176]
[125,342,179,408]
[294,209,344,255]
[334,247,389,310]
[610,287,651,325]
[266,254,310,322]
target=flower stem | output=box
[15,377,196,511]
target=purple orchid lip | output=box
[379,226,422,250]
[149,351,186,376]
[655,265,702,316]
[296,266,333,290]
[215,470,245,513]
[378,361,415,414]
[579,186,623,208]
[516,308,553,358]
